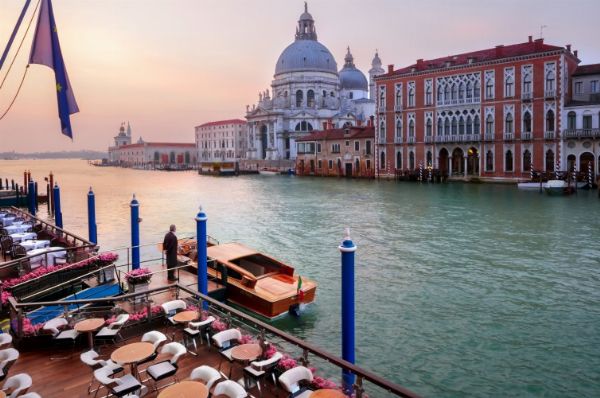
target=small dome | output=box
[275,40,338,75]
[339,47,368,91]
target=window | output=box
[592,80,599,93]
[426,151,432,166]
[546,71,555,92]
[451,118,457,135]
[425,86,432,105]
[474,81,480,98]
[366,140,372,155]
[445,85,450,101]
[466,81,473,99]
[379,88,385,108]
[380,152,386,169]
[444,119,450,135]
[409,152,415,170]
[396,151,402,169]
[567,111,576,129]
[545,150,554,172]
[328,160,333,169]
[437,85,443,102]
[332,143,341,153]
[366,159,371,169]
[583,114,592,129]
[426,119,432,136]
[523,112,532,133]
[505,76,514,97]
[523,74,532,94]
[486,115,494,135]
[409,120,415,137]
[396,119,402,141]
[486,79,494,99]
[505,113,513,133]
[546,110,555,131]
[451,84,457,100]
[349,92,354,99]
[345,140,350,147]
[408,88,415,107]
[307,90,315,107]
[380,121,386,141]
[459,117,465,135]
[505,150,513,172]
[486,150,494,171]
[474,115,480,134]
[458,82,465,100]
[318,160,322,169]
[575,82,583,95]
[395,86,402,108]
[466,116,472,135]
[296,90,303,107]
[523,150,532,172]
[317,143,322,153]
[437,117,443,136]
[354,141,360,151]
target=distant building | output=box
[195,119,247,174]
[562,64,600,178]
[374,37,582,182]
[108,123,196,168]
[245,4,379,161]
[295,122,375,178]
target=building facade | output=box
[295,123,375,178]
[374,37,580,181]
[195,119,247,172]
[562,64,600,179]
[108,123,196,168]
[245,4,381,161]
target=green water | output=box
[1,159,599,397]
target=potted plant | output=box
[125,268,152,302]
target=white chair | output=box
[244,351,283,397]
[161,300,187,340]
[183,315,215,352]
[42,318,78,359]
[93,366,143,398]
[141,330,167,351]
[190,365,223,390]
[95,314,129,343]
[146,342,186,391]
[0,348,19,381]
[19,393,41,398]
[278,366,314,398]
[2,373,32,398]
[80,349,122,394]
[0,333,13,349]
[213,380,248,398]
[212,328,242,377]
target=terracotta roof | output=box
[379,39,567,78]
[117,142,195,149]
[573,63,600,76]
[196,119,247,128]
[296,126,374,142]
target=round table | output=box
[75,318,105,350]
[111,342,154,378]
[158,380,208,398]
[172,310,199,323]
[0,390,6,398]
[310,389,347,398]
[231,343,262,362]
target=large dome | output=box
[275,40,338,76]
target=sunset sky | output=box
[1,0,599,152]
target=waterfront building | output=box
[244,4,380,162]
[374,37,581,181]
[562,63,600,178]
[195,119,247,173]
[295,122,375,178]
[108,123,196,168]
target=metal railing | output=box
[544,131,555,140]
[503,132,514,141]
[522,132,532,140]
[563,128,600,138]
[545,89,556,98]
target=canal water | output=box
[1,159,599,397]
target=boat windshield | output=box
[231,254,282,277]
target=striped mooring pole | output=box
[196,206,208,308]
[339,228,357,392]
[555,159,560,179]
[419,162,423,182]
[588,162,593,187]
[130,194,140,270]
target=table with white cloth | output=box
[10,232,37,243]
[0,216,15,226]
[4,224,32,234]
[27,248,67,267]
[19,240,50,251]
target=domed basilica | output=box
[245,3,384,160]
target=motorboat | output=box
[544,180,574,196]
[258,168,280,176]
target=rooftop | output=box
[573,63,600,76]
[296,126,375,142]
[196,119,247,128]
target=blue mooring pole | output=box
[53,183,63,229]
[196,206,208,308]
[87,187,97,245]
[34,181,38,211]
[27,180,35,216]
[339,227,357,392]
[130,194,140,270]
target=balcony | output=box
[434,135,446,143]
[394,104,403,112]
[563,128,600,138]
[394,136,403,144]
[436,96,481,107]
[522,132,532,141]
[544,131,555,140]
[424,135,433,143]
[471,134,481,141]
[378,137,387,145]
[521,92,533,101]
[484,133,494,141]
[545,89,556,98]
[503,132,514,141]
[407,136,415,144]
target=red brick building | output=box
[295,125,375,178]
[374,37,580,181]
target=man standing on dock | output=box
[163,224,178,281]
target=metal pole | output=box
[196,206,208,308]
[49,172,54,215]
[339,227,357,391]
[87,187,97,245]
[34,181,38,211]
[0,0,31,70]
[27,180,35,216]
[53,183,63,229]
[130,194,140,270]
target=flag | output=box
[297,276,304,301]
[29,0,79,139]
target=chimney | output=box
[574,50,578,58]
[566,44,571,52]
[534,38,543,51]
[387,64,394,73]
[528,35,533,43]
[322,122,328,130]
[368,115,374,127]
[495,45,504,58]
[416,59,424,68]
[357,119,363,127]
[327,119,334,130]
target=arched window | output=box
[425,86,432,105]
[545,149,555,171]
[474,81,480,98]
[466,116,472,135]
[451,118,457,135]
[296,90,303,107]
[466,81,473,99]
[307,90,315,107]
[546,71,555,92]
[396,89,402,108]
[505,113,513,133]
[396,151,402,169]
[486,114,494,135]
[505,76,514,97]
[474,115,480,135]
[396,119,402,141]
[567,111,576,129]
[409,151,415,170]
[379,121,386,142]
[459,117,465,135]
[409,120,415,137]
[426,151,432,166]
[408,88,415,107]
[437,118,443,136]
[380,151,386,169]
[379,90,385,108]
[458,82,465,100]
[486,150,494,171]
[523,73,532,94]
[451,83,458,100]
[437,85,444,102]
[445,85,450,101]
[505,150,513,172]
[444,118,450,135]
[523,112,532,133]
[523,149,532,171]
[546,110,555,131]
[426,119,432,136]
[485,79,494,99]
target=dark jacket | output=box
[163,231,178,267]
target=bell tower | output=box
[295,2,317,41]
[369,50,385,100]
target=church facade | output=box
[245,4,383,161]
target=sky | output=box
[0,0,599,152]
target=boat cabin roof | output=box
[207,242,259,262]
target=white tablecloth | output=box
[4,224,32,234]
[27,248,67,267]
[19,240,50,251]
[1,216,15,226]
[10,232,37,243]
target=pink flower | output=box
[264,344,277,359]
[240,333,256,344]
[125,268,152,284]
[277,355,298,371]
[211,318,228,332]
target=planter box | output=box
[128,281,150,303]
[97,267,115,284]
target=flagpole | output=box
[0,0,32,71]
